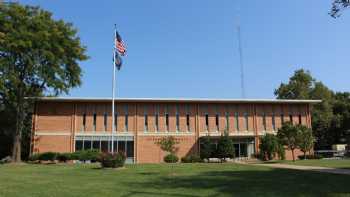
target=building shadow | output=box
[122,167,350,197]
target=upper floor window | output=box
[298,114,302,125]
[144,105,148,132]
[82,113,86,132]
[225,112,229,131]
[114,113,118,132]
[262,113,267,131]
[281,114,284,124]
[272,113,276,131]
[186,105,190,132]
[235,112,239,131]
[103,113,108,131]
[93,113,97,131]
[124,105,128,132]
[289,114,293,123]
[215,114,219,132]
[244,112,249,131]
[155,105,159,132]
[176,105,179,132]
[165,105,169,132]
[205,113,209,131]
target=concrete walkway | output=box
[249,163,350,175]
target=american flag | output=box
[115,30,126,56]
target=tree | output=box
[0,3,88,162]
[330,0,350,18]
[216,132,235,162]
[200,136,212,162]
[259,134,280,161]
[156,136,179,155]
[297,125,315,159]
[277,122,300,161]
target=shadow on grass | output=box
[123,167,350,197]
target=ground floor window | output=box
[75,135,134,159]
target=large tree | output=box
[277,122,300,161]
[330,0,350,18]
[297,125,315,159]
[274,69,335,149]
[0,3,88,162]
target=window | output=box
[82,113,86,132]
[75,140,83,151]
[281,114,284,124]
[215,114,219,132]
[289,114,293,123]
[155,105,159,132]
[244,112,249,131]
[84,140,92,150]
[186,114,190,132]
[103,113,107,131]
[144,105,148,132]
[262,113,267,131]
[235,112,239,131]
[205,113,209,131]
[92,140,100,150]
[165,105,169,132]
[272,113,276,131]
[186,105,190,132]
[225,112,229,131]
[176,105,179,132]
[124,105,128,132]
[114,113,117,132]
[298,114,302,125]
[93,113,97,131]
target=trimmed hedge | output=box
[28,149,100,162]
[181,155,202,163]
[38,152,57,161]
[164,154,179,163]
[298,154,323,160]
[98,152,126,168]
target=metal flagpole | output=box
[111,25,117,153]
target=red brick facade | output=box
[30,98,318,163]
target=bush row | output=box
[29,149,101,162]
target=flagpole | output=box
[111,25,117,153]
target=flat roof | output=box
[31,97,322,104]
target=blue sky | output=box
[19,0,350,99]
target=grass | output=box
[0,163,350,197]
[277,159,350,169]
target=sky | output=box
[18,0,350,99]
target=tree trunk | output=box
[291,148,295,162]
[11,87,24,162]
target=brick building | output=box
[30,97,320,163]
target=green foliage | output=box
[330,0,350,18]
[38,152,57,161]
[56,153,71,163]
[163,154,179,163]
[200,136,212,161]
[216,132,235,162]
[98,152,126,168]
[274,69,350,150]
[277,122,300,161]
[259,134,281,161]
[156,136,179,154]
[297,125,315,159]
[298,155,323,160]
[72,149,99,161]
[0,3,88,162]
[181,155,202,163]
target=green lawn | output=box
[0,163,350,197]
[278,159,350,169]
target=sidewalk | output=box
[249,162,350,175]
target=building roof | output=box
[31,97,322,104]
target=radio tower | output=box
[236,7,246,98]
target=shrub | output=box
[99,152,126,168]
[259,134,281,161]
[164,154,179,163]
[71,149,99,161]
[38,152,57,161]
[56,153,71,162]
[181,155,202,163]
[200,136,213,161]
[216,132,235,162]
[298,154,323,160]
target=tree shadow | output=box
[123,167,350,197]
